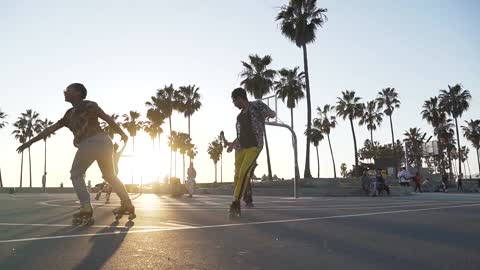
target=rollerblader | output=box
[16,83,136,224]
[225,87,275,219]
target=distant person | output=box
[413,172,422,193]
[441,171,449,193]
[16,83,135,224]
[96,142,125,202]
[60,182,64,188]
[361,171,370,196]
[457,173,464,192]
[398,167,411,193]
[422,177,433,192]
[375,169,390,196]
[42,172,47,193]
[186,162,197,197]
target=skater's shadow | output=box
[72,221,133,270]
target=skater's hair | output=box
[231,87,248,100]
[113,143,119,151]
[67,83,87,99]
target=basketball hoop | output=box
[260,94,299,198]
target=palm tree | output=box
[459,146,471,177]
[437,119,456,174]
[37,118,55,178]
[143,118,163,148]
[275,67,305,129]
[421,97,448,171]
[403,127,425,169]
[101,113,121,139]
[376,88,401,148]
[21,110,41,188]
[305,124,324,178]
[277,0,328,178]
[207,139,222,183]
[240,54,277,180]
[359,100,383,157]
[0,109,7,129]
[12,118,27,188]
[315,104,337,178]
[336,91,363,170]
[0,109,6,188]
[168,131,180,178]
[122,111,142,152]
[462,119,480,175]
[176,132,191,183]
[439,84,472,176]
[151,84,182,179]
[178,85,202,139]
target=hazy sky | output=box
[1,0,479,188]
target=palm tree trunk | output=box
[447,144,453,175]
[290,107,294,129]
[169,116,172,180]
[349,118,359,169]
[132,136,135,152]
[0,168,3,188]
[182,153,185,184]
[316,145,320,179]
[454,117,462,175]
[327,134,337,178]
[389,115,395,148]
[19,152,24,188]
[188,116,192,164]
[302,44,312,178]
[214,163,217,183]
[221,154,223,183]
[466,159,471,178]
[476,147,480,177]
[370,129,376,160]
[44,139,47,174]
[174,151,177,178]
[264,131,272,180]
[28,146,32,188]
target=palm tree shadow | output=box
[72,221,133,270]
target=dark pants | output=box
[378,183,390,195]
[414,182,422,192]
[457,182,463,191]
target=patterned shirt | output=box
[57,100,103,147]
[235,100,274,150]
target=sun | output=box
[117,145,167,185]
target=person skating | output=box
[225,87,275,218]
[16,83,135,224]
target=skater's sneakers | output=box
[72,203,94,225]
[245,202,254,208]
[229,201,241,218]
[113,199,136,221]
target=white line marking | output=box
[1,203,479,243]
[0,222,189,229]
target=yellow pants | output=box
[233,147,261,202]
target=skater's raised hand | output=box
[121,133,129,143]
[226,142,234,153]
[16,141,32,153]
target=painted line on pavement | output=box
[1,203,479,243]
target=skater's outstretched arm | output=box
[16,121,64,153]
[97,106,128,142]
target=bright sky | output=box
[1,0,479,188]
